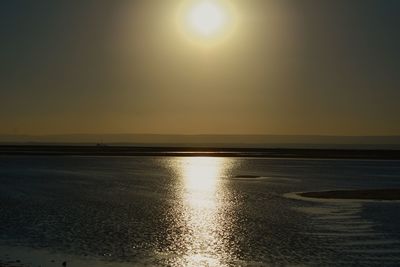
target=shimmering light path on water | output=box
[156,157,239,266]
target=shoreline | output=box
[1,145,400,160]
[0,245,138,267]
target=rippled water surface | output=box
[1,156,400,266]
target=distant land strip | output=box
[1,145,400,160]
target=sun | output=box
[188,1,227,37]
[179,0,235,42]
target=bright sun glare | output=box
[188,1,226,37]
[181,0,234,41]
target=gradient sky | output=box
[1,0,400,135]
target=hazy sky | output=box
[1,0,400,135]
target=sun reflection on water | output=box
[165,157,236,267]
[183,157,221,208]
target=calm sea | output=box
[1,156,400,266]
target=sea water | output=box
[0,156,400,266]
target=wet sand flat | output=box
[300,189,400,201]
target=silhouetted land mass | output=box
[1,145,400,159]
[1,134,400,149]
[300,189,400,200]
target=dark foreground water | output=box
[1,156,400,266]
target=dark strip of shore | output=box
[1,145,400,159]
[300,189,400,200]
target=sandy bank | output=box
[299,189,400,201]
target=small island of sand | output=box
[299,189,400,201]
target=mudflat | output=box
[300,189,400,200]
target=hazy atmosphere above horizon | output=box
[1,0,400,136]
